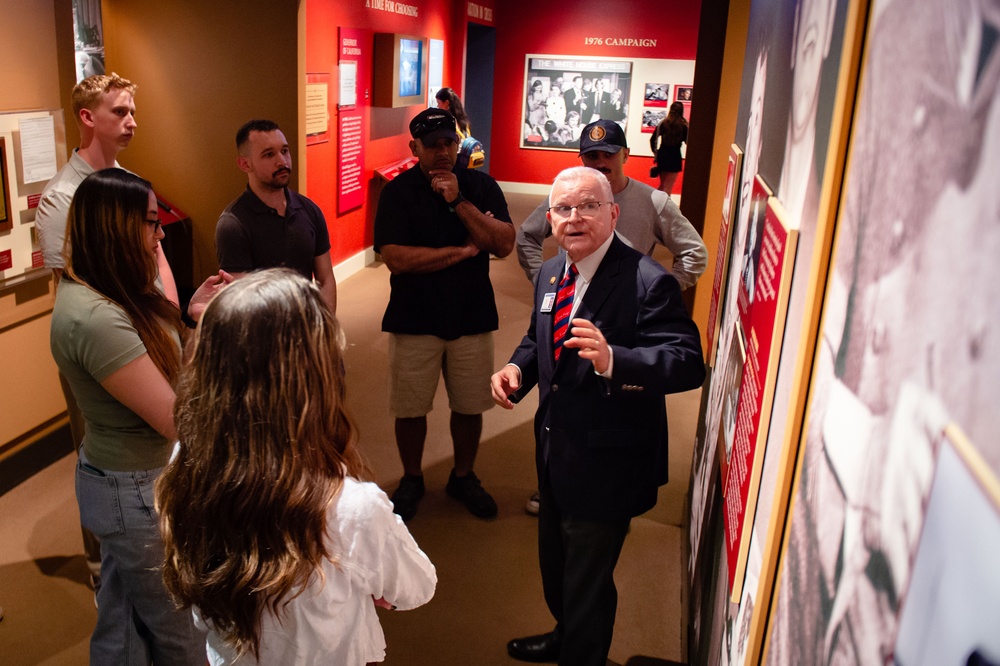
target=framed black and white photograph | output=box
[644,82,670,107]
[522,56,632,151]
[719,323,746,476]
[73,0,105,82]
[640,108,665,134]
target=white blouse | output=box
[195,477,437,665]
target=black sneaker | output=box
[445,469,498,519]
[391,474,425,522]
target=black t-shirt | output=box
[374,165,512,340]
[215,187,331,281]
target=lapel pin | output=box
[549,276,556,284]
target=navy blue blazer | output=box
[509,235,705,521]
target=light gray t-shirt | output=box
[35,150,113,270]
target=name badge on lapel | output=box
[540,292,556,313]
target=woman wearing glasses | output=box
[50,168,230,664]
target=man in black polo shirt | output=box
[216,119,337,312]
[374,108,515,521]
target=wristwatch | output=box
[446,193,466,209]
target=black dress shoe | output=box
[507,631,561,662]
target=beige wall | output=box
[102,0,300,285]
[0,0,68,447]
[0,0,61,111]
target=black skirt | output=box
[656,144,683,173]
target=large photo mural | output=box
[766,0,1000,662]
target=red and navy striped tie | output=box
[552,263,578,361]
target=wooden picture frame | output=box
[706,144,743,366]
[715,320,747,492]
[722,195,797,603]
[721,0,867,661]
[762,0,1000,661]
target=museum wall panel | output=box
[0,0,69,449]
[101,0,299,283]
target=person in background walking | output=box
[650,102,689,195]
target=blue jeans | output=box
[76,450,205,665]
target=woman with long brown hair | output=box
[157,269,436,665]
[650,101,689,194]
[50,167,230,663]
[435,86,471,136]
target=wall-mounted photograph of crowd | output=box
[522,56,632,151]
[641,108,666,133]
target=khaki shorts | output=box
[388,332,495,418]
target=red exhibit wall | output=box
[306,0,697,264]
[305,0,488,264]
[490,0,702,188]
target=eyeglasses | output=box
[146,218,162,233]
[547,201,610,220]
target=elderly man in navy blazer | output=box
[491,165,705,665]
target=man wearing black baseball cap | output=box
[514,119,708,515]
[408,107,461,145]
[374,107,515,522]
